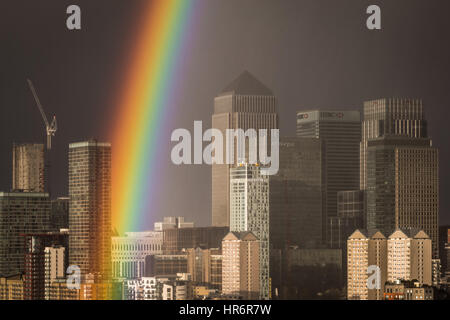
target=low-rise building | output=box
[112,231,163,279]
[0,274,24,300]
[47,278,79,300]
[124,274,189,300]
[384,280,434,300]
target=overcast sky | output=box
[1,0,449,227]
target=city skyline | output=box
[1,0,450,229]
[1,0,450,304]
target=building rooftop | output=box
[223,231,258,241]
[0,191,49,198]
[69,140,111,149]
[219,71,273,96]
[389,228,430,240]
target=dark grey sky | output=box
[1,0,449,227]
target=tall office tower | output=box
[361,98,427,190]
[366,136,439,257]
[212,71,278,227]
[23,231,68,300]
[50,197,69,231]
[0,192,51,276]
[296,110,361,242]
[230,164,270,299]
[347,230,387,300]
[387,229,432,286]
[222,231,260,299]
[269,137,324,249]
[12,143,45,192]
[111,231,163,279]
[69,140,112,281]
[44,245,66,300]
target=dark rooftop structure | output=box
[219,70,273,96]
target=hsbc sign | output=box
[320,112,344,119]
[297,110,360,122]
[297,111,345,121]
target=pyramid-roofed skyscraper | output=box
[212,71,278,227]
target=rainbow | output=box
[110,0,196,235]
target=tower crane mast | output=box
[27,79,57,150]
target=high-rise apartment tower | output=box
[68,140,112,280]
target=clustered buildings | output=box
[0,71,449,300]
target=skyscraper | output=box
[360,98,427,190]
[362,99,439,258]
[296,110,361,242]
[212,71,278,227]
[230,164,270,299]
[0,192,51,276]
[68,140,111,280]
[366,136,439,257]
[12,143,45,192]
[269,137,324,249]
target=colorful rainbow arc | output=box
[111,0,195,235]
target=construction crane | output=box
[27,79,57,150]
